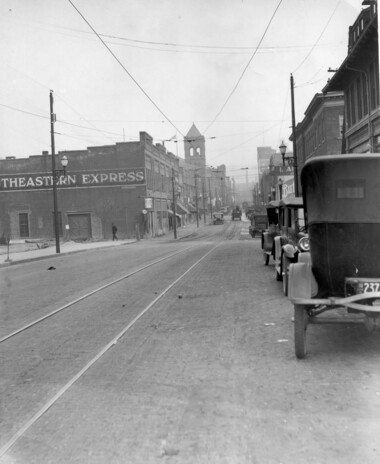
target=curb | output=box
[0,240,137,268]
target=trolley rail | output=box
[0,241,222,459]
[0,245,197,344]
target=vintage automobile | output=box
[261,200,280,264]
[213,212,224,224]
[249,214,268,238]
[232,207,242,221]
[288,154,380,358]
[273,196,308,296]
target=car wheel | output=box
[282,254,289,296]
[294,305,308,359]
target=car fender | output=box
[288,262,318,300]
[273,235,283,262]
[282,243,297,259]
[298,252,311,264]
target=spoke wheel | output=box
[294,305,308,359]
[282,254,289,296]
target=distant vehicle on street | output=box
[232,207,242,221]
[213,212,224,225]
[288,154,380,358]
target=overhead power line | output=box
[0,102,48,120]
[68,0,185,141]
[292,0,341,74]
[203,0,284,135]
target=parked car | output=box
[288,154,380,358]
[213,212,224,224]
[273,197,308,296]
[245,208,256,222]
[249,214,268,238]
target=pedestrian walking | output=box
[112,223,118,241]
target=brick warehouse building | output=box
[0,131,188,241]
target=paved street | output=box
[1,218,380,463]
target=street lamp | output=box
[279,140,296,167]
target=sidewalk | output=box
[0,221,208,267]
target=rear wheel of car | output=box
[294,305,308,359]
[282,254,289,296]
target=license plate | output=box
[362,282,380,293]
[345,278,380,296]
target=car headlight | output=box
[298,236,310,252]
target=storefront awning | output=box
[187,203,197,213]
[176,202,191,215]
[167,209,181,218]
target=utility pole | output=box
[290,74,299,197]
[195,173,199,228]
[50,90,60,253]
[171,167,177,239]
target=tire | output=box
[282,254,289,296]
[294,305,308,359]
[264,253,270,265]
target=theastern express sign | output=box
[0,168,146,191]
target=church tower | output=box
[184,123,206,174]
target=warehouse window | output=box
[19,213,29,237]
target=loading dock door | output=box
[68,213,92,239]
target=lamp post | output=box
[50,90,69,254]
[278,178,283,200]
[279,141,287,166]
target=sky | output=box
[0,0,363,183]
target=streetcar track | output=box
[0,222,244,345]
[0,245,198,344]
[0,241,222,459]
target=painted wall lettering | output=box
[0,168,146,191]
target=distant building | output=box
[0,127,230,240]
[257,146,276,176]
[0,132,192,241]
[291,91,345,192]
